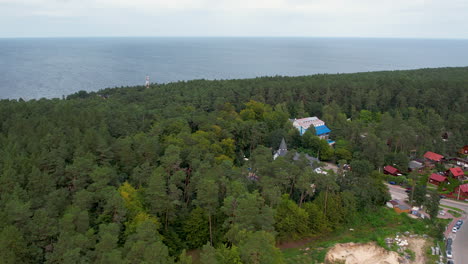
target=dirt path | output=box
[277,237,318,249]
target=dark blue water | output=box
[1,37,467,99]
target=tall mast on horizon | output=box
[145,75,150,89]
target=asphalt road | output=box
[452,222,466,264]
[386,184,468,263]
[386,184,468,211]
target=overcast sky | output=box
[1,0,467,38]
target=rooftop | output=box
[384,165,399,174]
[293,117,324,130]
[408,160,424,169]
[429,173,447,182]
[449,167,464,177]
[460,184,468,193]
[424,151,444,162]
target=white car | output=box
[446,250,453,259]
[452,227,458,233]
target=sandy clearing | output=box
[325,242,402,264]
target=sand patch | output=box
[325,242,402,264]
[406,238,426,264]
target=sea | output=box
[1,37,468,100]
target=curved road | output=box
[386,184,467,263]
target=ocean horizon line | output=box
[2,36,468,41]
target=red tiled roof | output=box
[384,165,399,174]
[424,151,444,162]
[429,173,447,182]
[449,167,464,177]
[459,184,468,193]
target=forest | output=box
[0,67,467,263]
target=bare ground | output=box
[324,238,428,264]
[325,242,402,264]
[406,237,427,264]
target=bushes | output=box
[275,195,310,241]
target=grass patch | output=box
[282,208,431,263]
[440,204,465,213]
[448,210,462,217]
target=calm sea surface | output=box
[1,37,467,99]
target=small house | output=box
[447,167,464,179]
[424,151,444,162]
[454,184,468,200]
[387,200,411,214]
[384,165,401,176]
[423,151,444,168]
[408,160,424,172]
[428,173,447,186]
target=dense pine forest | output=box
[0,67,467,263]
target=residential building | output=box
[447,167,464,179]
[273,138,320,167]
[428,173,447,186]
[408,160,424,172]
[387,200,411,214]
[292,116,334,144]
[454,184,468,200]
[383,165,401,176]
[423,151,444,168]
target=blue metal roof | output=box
[315,125,331,136]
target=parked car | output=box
[456,220,463,226]
[447,238,453,246]
[447,259,454,264]
[440,195,447,199]
[388,181,396,185]
[452,227,458,233]
[446,250,453,259]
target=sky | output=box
[1,0,467,38]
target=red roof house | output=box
[454,184,468,199]
[448,167,464,178]
[384,165,401,176]
[428,173,447,185]
[424,151,444,162]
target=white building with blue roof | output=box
[292,117,334,145]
